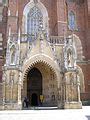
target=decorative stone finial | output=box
[8,9,11,16]
[33,0,38,4]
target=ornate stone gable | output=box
[0,0,86,110]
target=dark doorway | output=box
[31,93,38,106]
[27,67,42,106]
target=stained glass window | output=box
[27,6,43,41]
[68,11,76,30]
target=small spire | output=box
[8,26,11,37]
[63,27,66,45]
[16,10,18,17]
[17,28,20,65]
[8,9,11,16]
[18,28,20,45]
[71,31,74,43]
[8,26,11,43]
[33,0,38,4]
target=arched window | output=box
[68,11,76,30]
[27,6,43,41]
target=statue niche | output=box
[10,46,16,65]
[67,49,74,67]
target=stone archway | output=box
[21,60,60,107]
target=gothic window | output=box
[68,11,76,30]
[27,6,43,41]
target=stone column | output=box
[65,85,68,102]
[65,75,68,103]
[2,81,5,109]
[77,75,81,102]
[17,72,22,109]
[57,89,61,108]
[18,83,22,104]
[2,71,6,109]
[57,72,61,108]
[10,72,14,104]
[57,72,64,109]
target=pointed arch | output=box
[21,54,61,88]
[22,0,49,35]
[68,11,76,30]
[27,6,43,41]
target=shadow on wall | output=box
[86,116,90,120]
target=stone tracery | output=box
[27,6,43,41]
[1,0,85,110]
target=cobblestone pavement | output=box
[0,106,90,120]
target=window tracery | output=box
[68,11,76,30]
[27,6,43,41]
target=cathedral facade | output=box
[0,0,89,110]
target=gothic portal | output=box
[0,0,88,110]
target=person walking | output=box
[23,97,29,108]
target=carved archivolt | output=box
[21,54,61,88]
[23,60,57,81]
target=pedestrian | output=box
[23,97,29,108]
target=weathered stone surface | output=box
[0,0,89,110]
